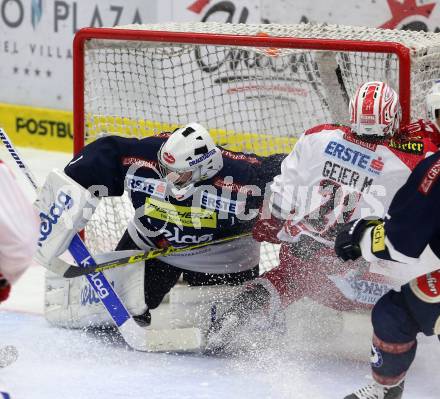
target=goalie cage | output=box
[73,22,440,270]
[69,22,440,356]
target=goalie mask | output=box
[426,80,440,132]
[158,123,223,200]
[349,81,401,139]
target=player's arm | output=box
[335,152,440,263]
[253,137,305,243]
[0,162,40,301]
[65,135,141,196]
[35,136,142,265]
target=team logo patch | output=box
[163,152,175,164]
[371,345,383,368]
[418,158,440,195]
[371,224,385,253]
[410,269,440,303]
[370,157,384,171]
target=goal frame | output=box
[72,26,412,155]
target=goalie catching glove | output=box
[34,169,99,265]
[334,218,383,261]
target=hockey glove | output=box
[0,274,11,303]
[335,218,383,261]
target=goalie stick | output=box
[0,127,203,352]
[57,232,251,278]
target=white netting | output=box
[76,22,440,271]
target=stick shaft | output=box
[64,232,251,277]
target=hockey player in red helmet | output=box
[206,81,438,374]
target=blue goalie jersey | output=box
[65,134,283,273]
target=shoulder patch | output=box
[122,157,158,170]
[220,149,261,165]
[305,124,351,136]
[213,176,253,194]
[418,157,440,195]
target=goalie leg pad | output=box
[45,253,147,328]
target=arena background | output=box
[0,0,439,153]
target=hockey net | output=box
[73,22,440,272]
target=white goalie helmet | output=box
[349,81,401,139]
[426,80,440,131]
[158,123,223,200]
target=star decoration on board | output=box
[380,0,436,29]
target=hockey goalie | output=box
[206,81,440,355]
[38,122,284,345]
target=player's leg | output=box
[182,266,258,287]
[115,230,182,325]
[344,270,440,399]
[205,238,321,352]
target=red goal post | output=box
[72,22,440,266]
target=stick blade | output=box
[119,319,205,352]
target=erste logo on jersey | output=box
[200,191,245,215]
[126,175,167,199]
[324,141,384,176]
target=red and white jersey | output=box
[270,123,438,246]
[0,161,39,284]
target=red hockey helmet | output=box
[349,81,401,139]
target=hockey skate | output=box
[205,283,285,354]
[344,380,404,399]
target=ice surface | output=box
[0,147,438,399]
[0,310,438,399]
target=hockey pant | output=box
[116,230,259,309]
[262,236,393,312]
[370,269,440,385]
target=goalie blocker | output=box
[34,169,99,266]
